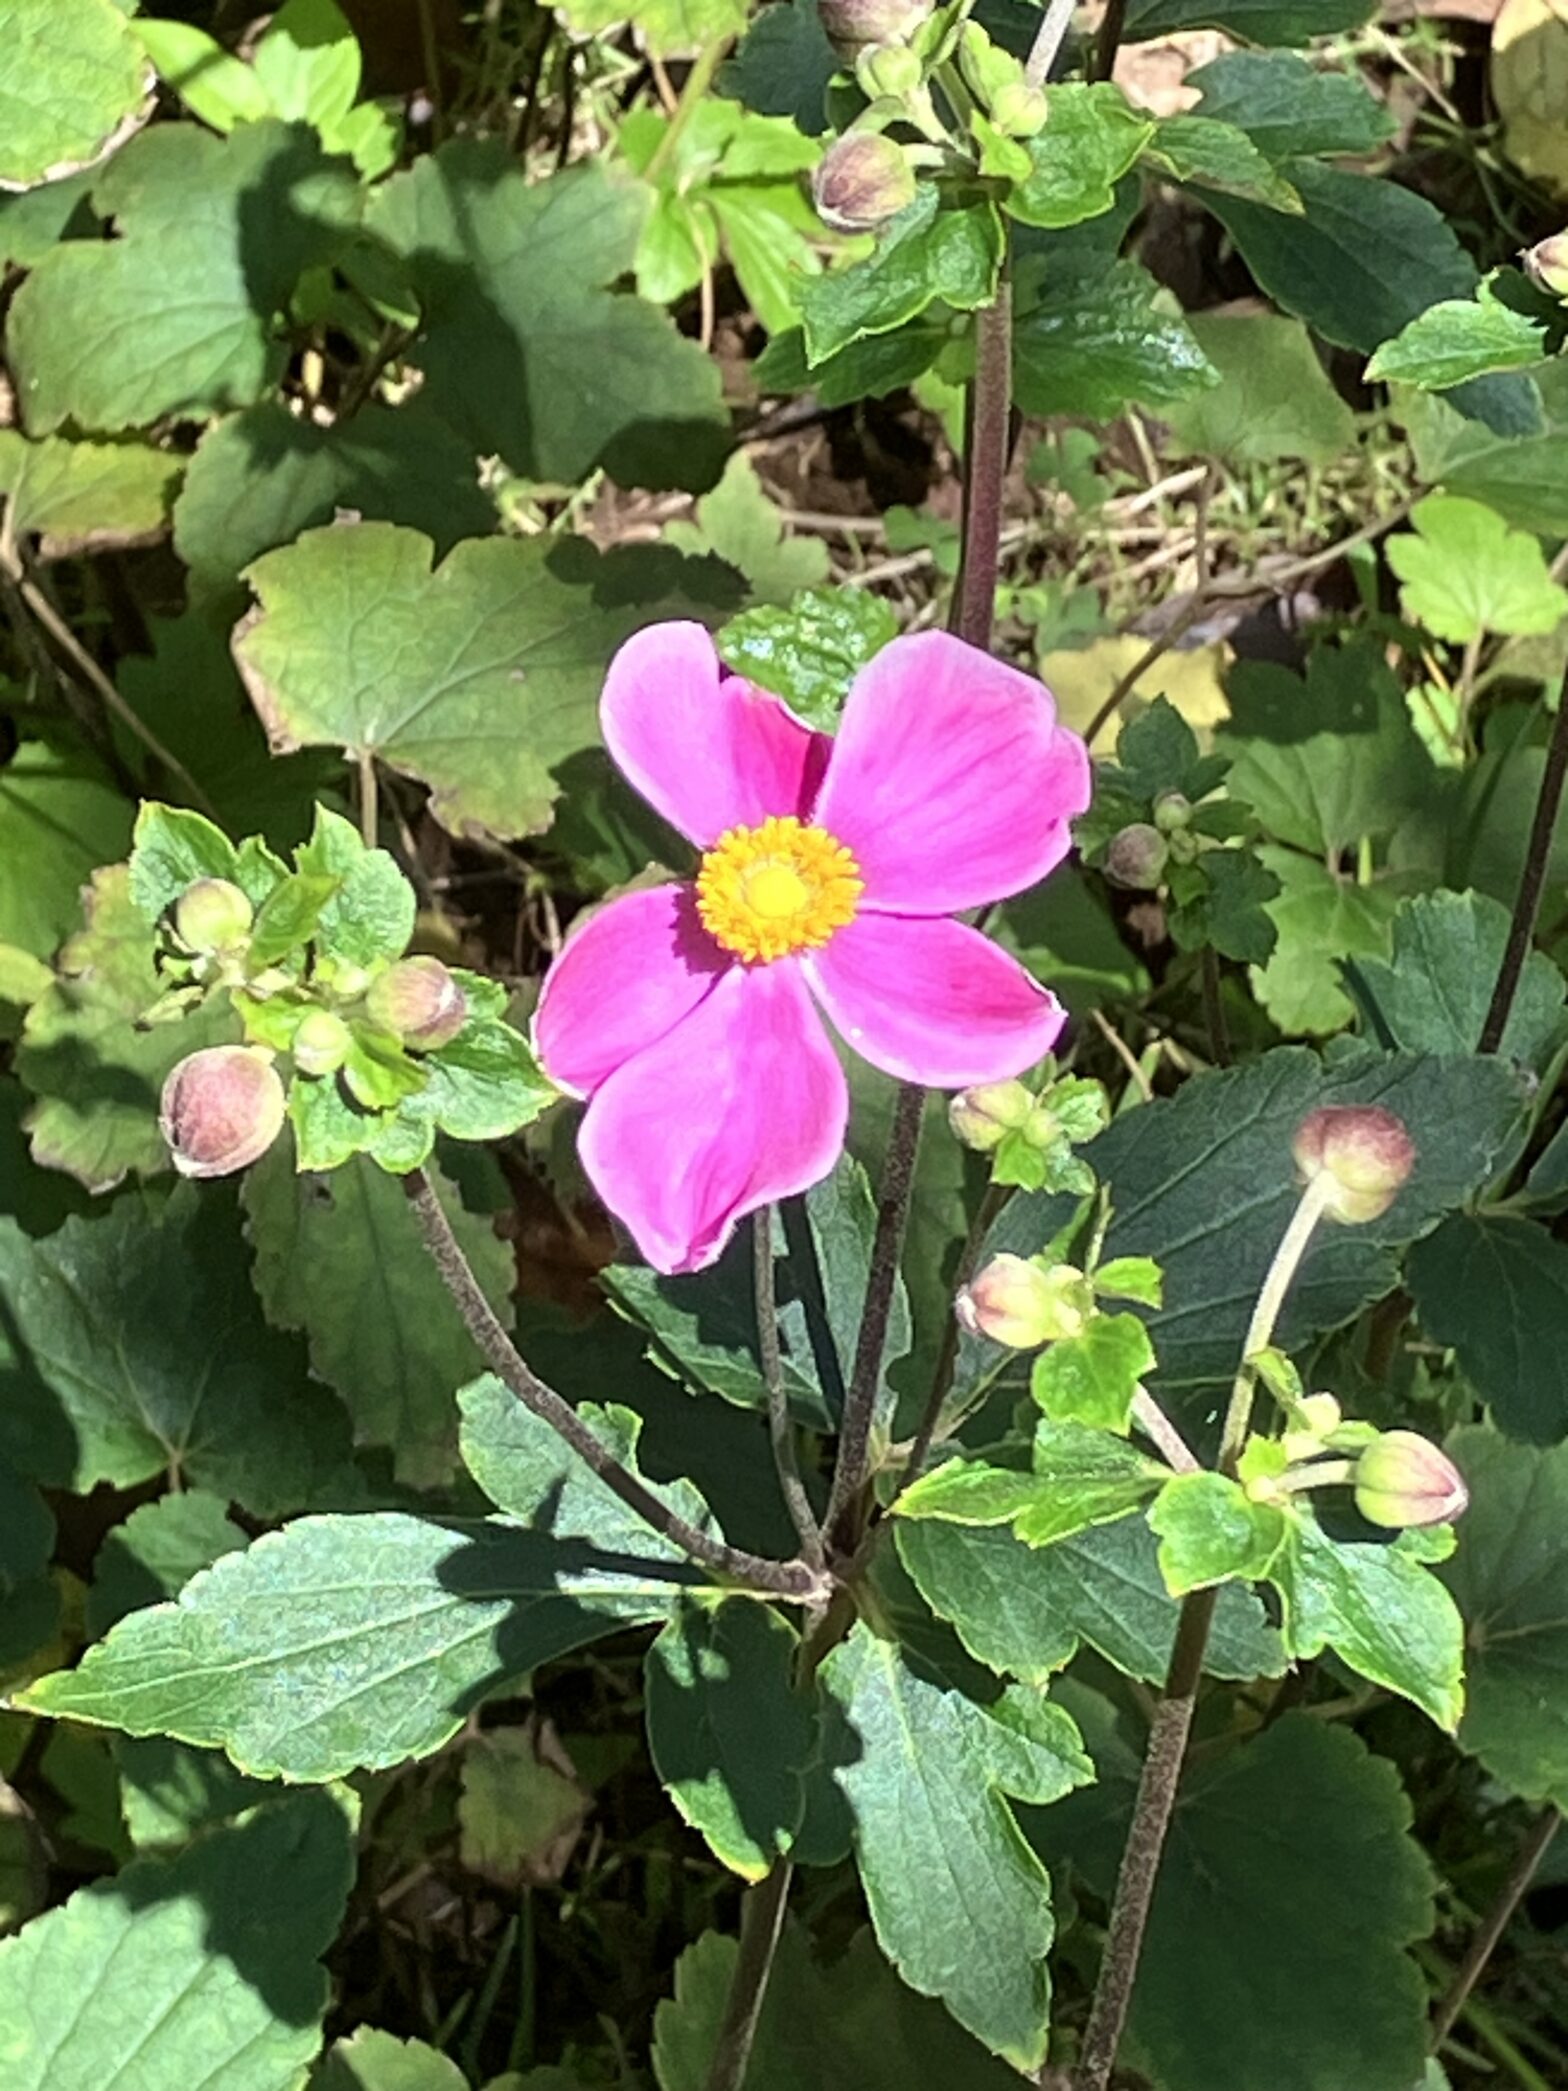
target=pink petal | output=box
[579,961,847,1275]
[601,623,828,847]
[813,631,1092,914]
[804,914,1065,1087]
[534,884,728,1097]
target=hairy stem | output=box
[1479,667,1568,1054]
[702,1861,795,2091]
[952,272,1014,652]
[1131,1388,1200,1474]
[1431,1806,1560,2055]
[755,1209,825,1568]
[898,1178,1011,1490]
[403,1170,828,1602]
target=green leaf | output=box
[23,1393,714,1781]
[550,0,748,56]
[1035,1712,1432,2091]
[15,865,238,1191]
[0,430,180,557]
[0,1789,356,2091]
[0,0,147,190]
[1005,84,1153,231]
[1149,1472,1286,1594]
[0,1455,58,1669]
[235,522,738,842]
[799,187,1004,366]
[646,1600,814,1879]
[367,144,728,492]
[1013,258,1219,421]
[135,20,275,132]
[457,1729,586,1887]
[293,806,415,968]
[1188,49,1395,161]
[9,121,361,434]
[1164,312,1356,466]
[817,1622,1086,2067]
[315,2029,468,2091]
[1144,115,1302,211]
[173,400,492,591]
[754,318,944,408]
[664,452,829,605]
[985,1047,1527,1397]
[1249,848,1398,1035]
[1441,1426,1568,1806]
[128,802,246,921]
[243,1147,515,1488]
[1125,0,1374,35]
[1030,1313,1154,1432]
[1408,1214,1568,1443]
[1387,493,1568,643]
[1168,846,1281,964]
[718,0,833,137]
[1273,1514,1465,1730]
[1349,889,1565,1067]
[1367,271,1565,390]
[0,743,131,962]
[1420,422,1568,538]
[717,587,897,729]
[895,1512,1285,1684]
[253,0,361,132]
[897,1425,1167,1547]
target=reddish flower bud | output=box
[818,0,934,57]
[292,1008,352,1077]
[1354,1430,1468,1530]
[956,1254,1093,1349]
[173,878,253,954]
[812,131,917,233]
[160,1046,286,1179]
[364,957,468,1051]
[1524,231,1568,301]
[1103,822,1169,891]
[949,1079,1033,1152]
[1292,1105,1415,1224]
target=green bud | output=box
[364,956,468,1051]
[292,1007,352,1077]
[1292,1104,1415,1225]
[1153,790,1192,834]
[818,0,934,56]
[991,79,1048,137]
[948,1078,1033,1151]
[173,878,253,955]
[1523,231,1568,302]
[957,21,1021,104]
[1354,1430,1468,1530]
[1282,1391,1342,1462]
[856,41,923,98]
[1103,822,1169,890]
[159,1046,286,1179]
[812,130,918,233]
[956,1254,1092,1349]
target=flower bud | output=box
[1103,822,1169,890]
[292,1008,352,1077]
[160,1046,286,1179]
[949,1079,1033,1152]
[1523,231,1568,301]
[956,1254,1093,1349]
[991,79,1048,137]
[1292,1104,1415,1225]
[856,41,923,98]
[1354,1430,1468,1530]
[812,131,917,233]
[1282,1392,1342,1462]
[364,956,468,1051]
[173,878,253,955]
[818,0,933,57]
[1153,790,1192,834]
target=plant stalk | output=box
[1094,0,1127,81]
[755,1209,825,1568]
[952,270,1014,652]
[646,39,731,180]
[1479,667,1568,1054]
[702,1861,795,2091]
[403,1169,828,1603]
[1430,1806,1560,2055]
[898,1177,1011,1491]
[1024,0,1078,86]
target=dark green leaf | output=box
[717,589,898,729]
[1189,49,1395,160]
[1408,1213,1568,1443]
[718,0,834,137]
[1349,889,1564,1067]
[1013,259,1219,421]
[1125,0,1374,36]
[799,188,1005,365]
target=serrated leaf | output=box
[1349,889,1565,1067]
[235,521,739,842]
[799,187,1004,366]
[1188,49,1394,160]
[1408,1213,1568,1444]
[1006,84,1152,231]
[1164,312,1356,466]
[0,1788,356,2091]
[0,742,131,963]
[718,0,834,138]
[1387,494,1568,644]
[457,1729,586,1888]
[1030,1313,1154,1431]
[0,0,147,191]
[1013,258,1219,421]
[1250,847,1398,1035]
[1168,846,1281,964]
[1368,272,1565,391]
[367,144,728,492]
[9,121,361,434]
[898,1426,1166,1548]
[1145,115,1302,211]
[0,430,179,557]
[717,587,897,729]
[293,807,414,968]
[664,453,829,606]
[1149,1472,1285,1594]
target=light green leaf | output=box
[0,946,51,1008]
[243,1147,514,1488]
[315,2031,467,2091]
[1408,1214,1568,1444]
[646,1600,814,1879]
[1164,312,1356,466]
[293,806,414,968]
[1349,889,1565,1068]
[1013,258,1219,422]
[135,20,274,130]
[1387,494,1568,644]
[0,1789,356,2091]
[0,430,180,557]
[897,1425,1166,1548]
[1273,1513,1465,1730]
[457,1730,586,1888]
[253,0,360,133]
[367,144,728,492]
[1149,1472,1286,1594]
[1189,49,1394,160]
[0,0,147,190]
[799,187,1004,366]
[1145,115,1302,211]
[709,185,821,337]
[0,743,131,962]
[551,0,749,57]
[1249,847,1398,1036]
[1368,272,1565,391]
[665,452,829,605]
[717,587,897,730]
[235,521,738,842]
[1006,84,1153,231]
[9,121,362,433]
[1030,1313,1154,1432]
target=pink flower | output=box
[535,624,1091,1274]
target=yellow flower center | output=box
[695,815,863,964]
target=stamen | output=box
[696,815,862,964]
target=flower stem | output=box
[1218,1172,1334,1472]
[952,268,1014,651]
[403,1169,828,1604]
[1024,0,1077,85]
[755,1208,825,1569]
[898,1177,1011,1491]
[702,1860,795,2091]
[1479,665,1568,1054]
[645,38,731,181]
[1431,1805,1560,2055]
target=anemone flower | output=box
[535,624,1091,1274]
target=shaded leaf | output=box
[1189,49,1394,161]
[1349,888,1564,1067]
[1164,312,1356,466]
[1408,1213,1568,1444]
[1013,258,1218,421]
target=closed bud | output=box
[812,130,917,233]
[857,41,923,98]
[949,1078,1033,1151]
[818,0,933,56]
[160,1046,286,1179]
[1153,790,1192,834]
[173,878,253,955]
[1354,1430,1468,1529]
[364,956,468,1050]
[292,1007,352,1077]
[1283,1391,1342,1462]
[991,79,1048,137]
[956,1254,1093,1349]
[1103,821,1169,890]
[1292,1104,1415,1224]
[1523,231,1568,301]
